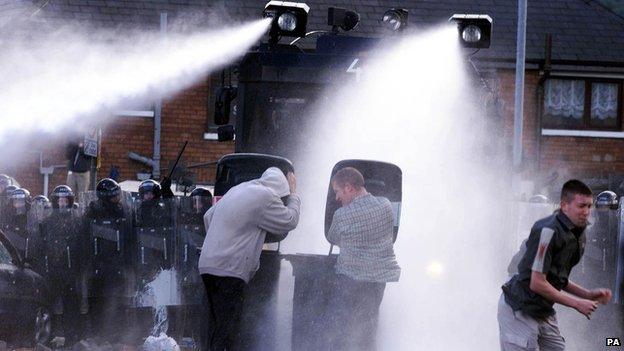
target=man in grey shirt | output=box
[198,167,300,350]
[327,167,400,351]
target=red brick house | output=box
[2,0,624,196]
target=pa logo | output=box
[606,337,622,346]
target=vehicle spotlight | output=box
[596,190,619,210]
[327,7,360,32]
[381,8,408,32]
[449,14,492,49]
[263,1,310,44]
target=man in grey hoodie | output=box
[198,167,300,351]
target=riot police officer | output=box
[2,188,37,259]
[32,195,51,217]
[0,184,18,227]
[178,187,212,343]
[27,195,52,276]
[132,179,178,338]
[42,185,84,343]
[0,174,12,195]
[85,178,125,221]
[83,178,132,341]
[6,188,30,230]
[179,187,212,226]
[136,179,174,227]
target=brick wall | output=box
[4,74,234,196]
[11,66,624,196]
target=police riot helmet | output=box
[96,178,121,201]
[32,195,51,221]
[596,190,619,211]
[138,179,161,200]
[51,185,75,209]
[33,195,51,207]
[9,188,31,213]
[190,187,212,198]
[189,187,213,212]
[3,185,18,197]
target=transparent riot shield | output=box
[177,196,209,305]
[0,194,10,228]
[25,201,49,275]
[30,198,51,224]
[1,203,43,270]
[82,190,135,340]
[174,196,209,344]
[575,207,618,288]
[82,190,134,300]
[132,197,179,306]
[178,195,210,227]
[615,206,624,304]
[40,206,85,340]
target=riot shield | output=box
[1,205,43,271]
[83,190,134,300]
[177,196,207,305]
[617,207,624,304]
[324,160,403,244]
[577,207,618,288]
[40,207,84,340]
[178,222,204,296]
[27,202,49,275]
[0,194,10,228]
[178,195,211,227]
[1,225,30,260]
[81,190,135,341]
[132,197,178,304]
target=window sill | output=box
[115,110,155,117]
[203,133,219,140]
[203,133,235,141]
[541,129,624,139]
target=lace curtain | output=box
[544,79,584,119]
[591,82,618,120]
[544,79,619,121]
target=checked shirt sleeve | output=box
[327,208,345,246]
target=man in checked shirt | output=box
[326,167,401,351]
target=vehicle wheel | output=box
[34,307,52,345]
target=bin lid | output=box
[324,159,402,243]
[214,153,294,244]
[214,153,294,197]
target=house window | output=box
[543,78,621,130]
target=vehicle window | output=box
[0,241,13,264]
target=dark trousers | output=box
[201,274,246,351]
[328,274,386,351]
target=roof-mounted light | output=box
[263,1,310,44]
[327,7,360,32]
[449,14,492,49]
[381,8,408,32]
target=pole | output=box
[513,0,527,169]
[153,12,167,179]
[168,141,189,180]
